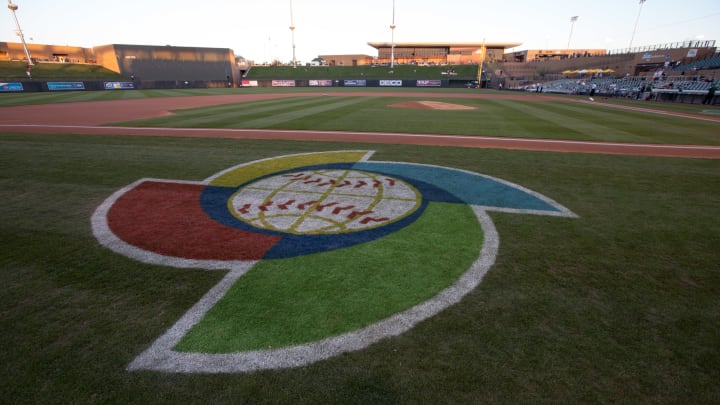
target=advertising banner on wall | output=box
[343,80,366,87]
[380,80,403,87]
[416,80,442,87]
[0,82,24,92]
[309,80,333,87]
[48,82,85,91]
[104,82,135,90]
[272,80,296,87]
[241,80,259,87]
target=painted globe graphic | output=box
[230,169,421,235]
[92,150,577,373]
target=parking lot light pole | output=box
[289,0,297,68]
[629,0,647,51]
[390,0,396,69]
[7,0,33,66]
[567,16,578,50]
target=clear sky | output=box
[3,0,719,64]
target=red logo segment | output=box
[108,181,280,261]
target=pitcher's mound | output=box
[391,101,477,111]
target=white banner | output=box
[380,80,403,87]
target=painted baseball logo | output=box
[229,170,420,235]
[92,150,577,373]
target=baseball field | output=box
[1,88,719,403]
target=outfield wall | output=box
[1,78,476,92]
[241,79,480,89]
[0,79,233,92]
[0,81,135,92]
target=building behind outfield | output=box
[319,42,522,67]
[367,42,522,66]
[1,42,240,88]
[1,42,94,63]
[94,44,238,86]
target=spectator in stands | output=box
[702,83,717,105]
[636,85,646,100]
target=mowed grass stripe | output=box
[489,99,647,142]
[129,99,324,128]
[50,91,118,104]
[267,96,390,130]
[154,97,336,128]
[120,96,360,128]
[0,89,210,106]
[239,96,370,128]
[533,100,720,144]
[0,91,93,106]
[261,96,491,134]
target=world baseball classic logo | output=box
[91,150,577,373]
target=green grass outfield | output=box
[1,89,719,403]
[113,92,720,145]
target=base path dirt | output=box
[1,91,719,159]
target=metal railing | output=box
[607,40,717,56]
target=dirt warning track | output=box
[1,92,719,159]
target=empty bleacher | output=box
[672,55,720,72]
[539,75,717,104]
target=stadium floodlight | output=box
[567,16,579,50]
[390,0,396,68]
[289,0,297,68]
[7,0,33,66]
[477,38,486,90]
[628,0,647,51]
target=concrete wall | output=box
[103,44,237,83]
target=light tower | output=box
[477,38,486,90]
[628,0,647,51]
[567,16,579,50]
[7,0,33,66]
[289,0,297,68]
[390,0,396,69]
